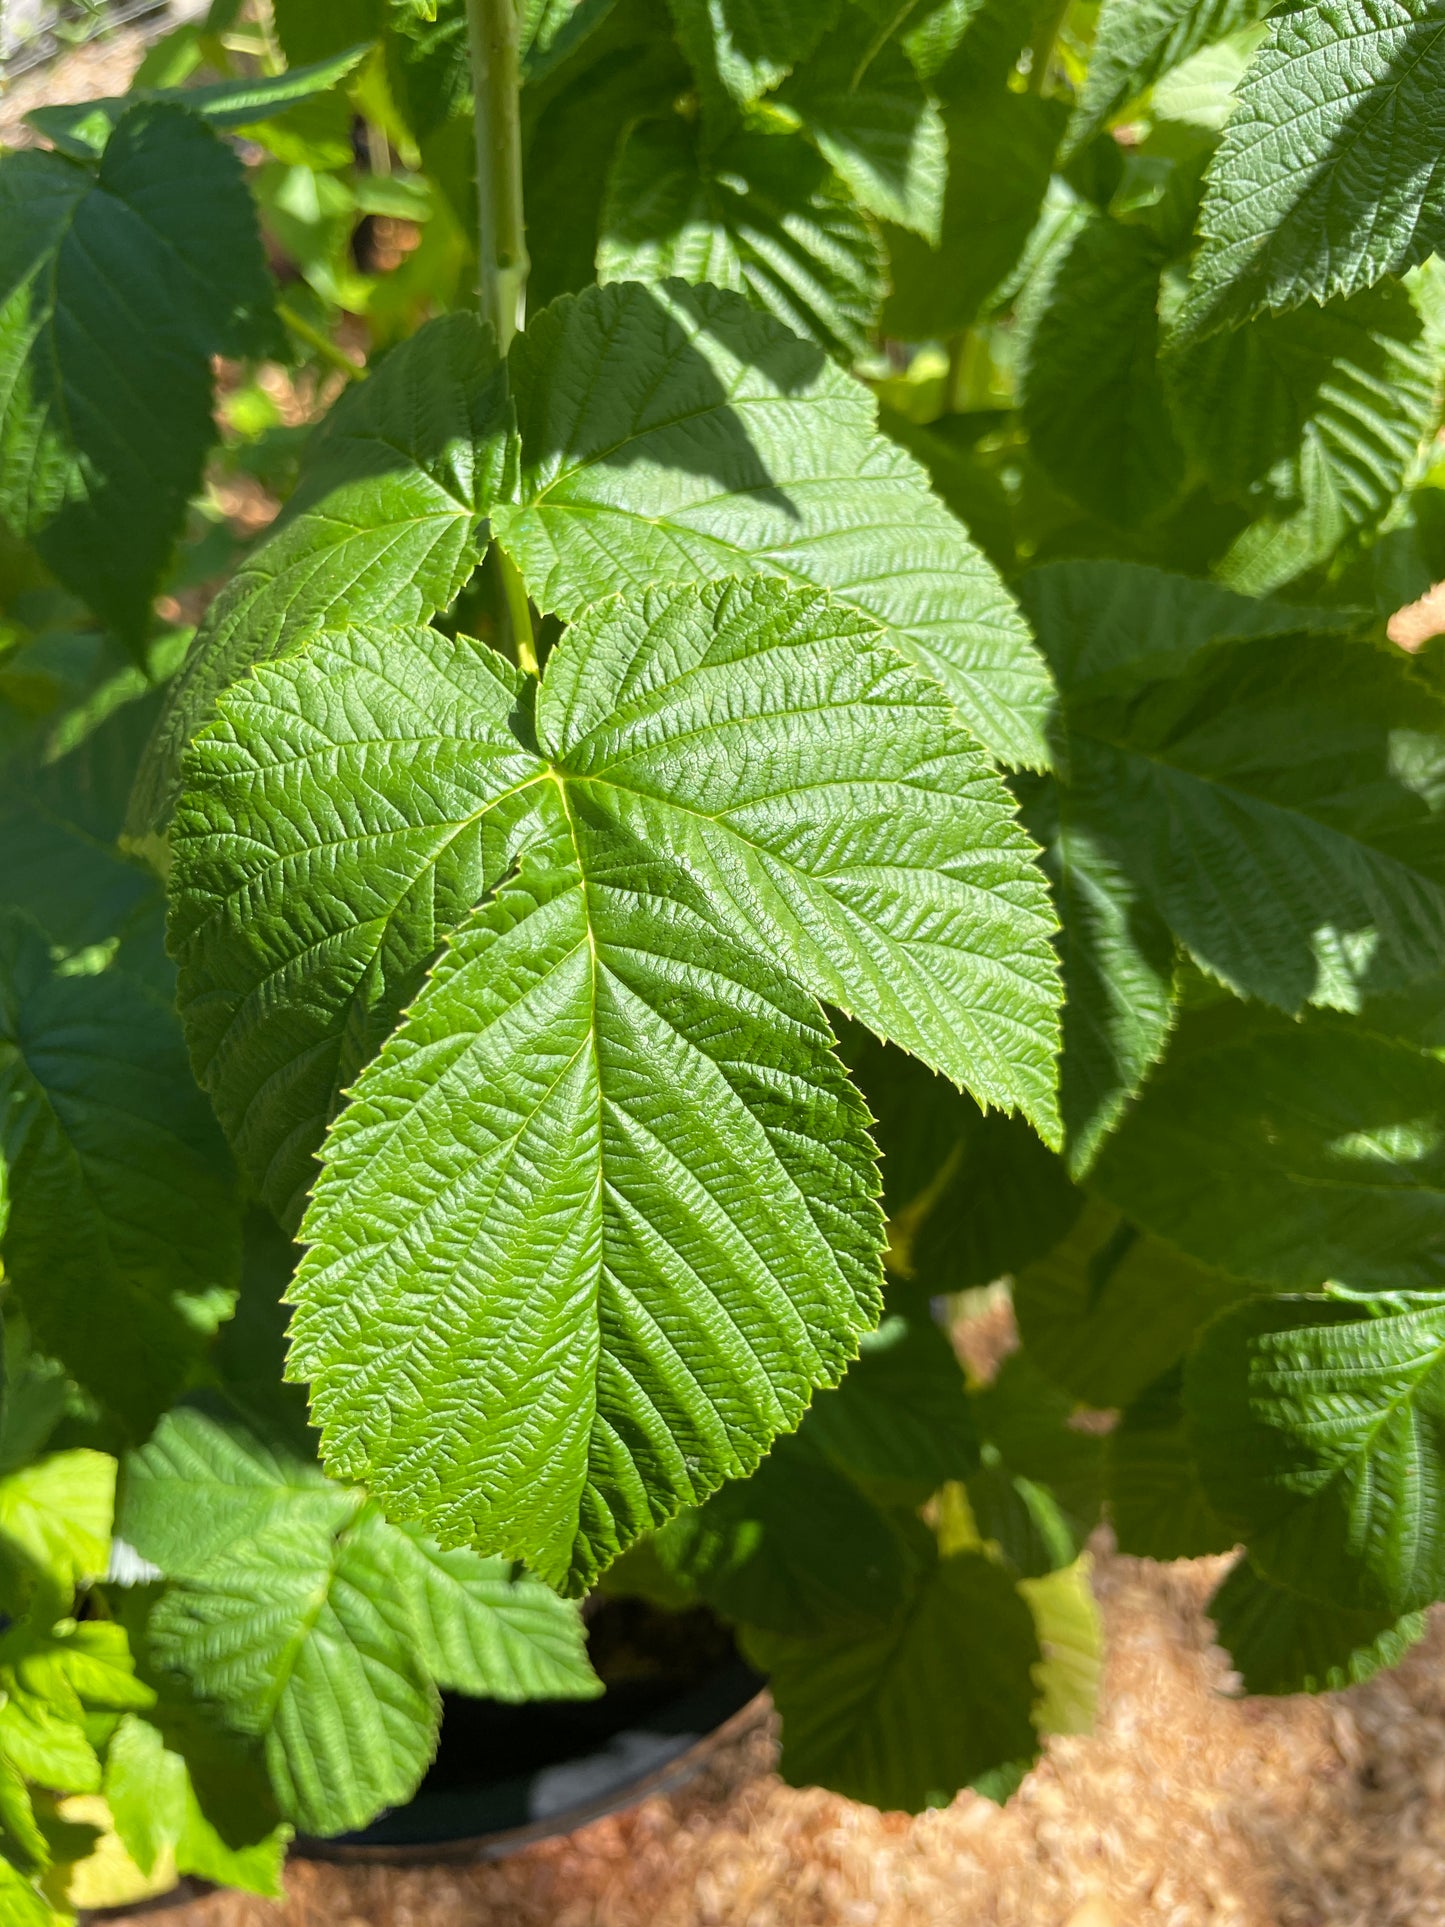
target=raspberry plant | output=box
[3,0,1445,1909]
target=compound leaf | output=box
[0,103,274,650]
[1186,1292,1445,1614]
[130,312,512,839]
[0,911,239,1433]
[598,117,886,357]
[1208,1555,1427,1695]
[493,278,1052,769]
[1095,1009,1445,1292]
[1182,0,1445,333]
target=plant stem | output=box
[464,0,529,354]
[497,546,537,675]
[1027,0,1071,94]
[276,302,366,381]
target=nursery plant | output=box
[3,0,1445,1908]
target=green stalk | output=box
[464,0,529,353]
[1026,0,1071,93]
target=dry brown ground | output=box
[108,1555,1445,1927]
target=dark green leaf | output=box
[1208,1555,1427,1694]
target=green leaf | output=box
[148,1508,438,1836]
[1095,1008,1445,1292]
[128,311,512,840]
[1065,0,1274,156]
[657,1434,916,1635]
[0,911,240,1432]
[24,46,372,156]
[779,19,948,240]
[1209,1556,1426,1695]
[1187,1293,1445,1615]
[1168,284,1438,593]
[380,1527,601,1700]
[1020,214,1185,529]
[752,1549,1040,1810]
[0,1620,151,1796]
[968,1350,1105,1572]
[101,1715,188,1879]
[493,278,1053,770]
[268,581,1057,1587]
[1021,562,1445,1025]
[667,0,838,106]
[0,1452,113,1608]
[1105,1367,1235,1560]
[1181,0,1445,334]
[0,103,275,649]
[801,1306,979,1490]
[1012,1201,1250,1409]
[0,1857,64,1927]
[598,118,886,358]
[883,88,1064,339]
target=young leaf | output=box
[266,580,1060,1587]
[0,911,240,1432]
[884,89,1064,340]
[1065,0,1274,156]
[379,1528,601,1700]
[1186,1293,1445,1614]
[1012,1201,1250,1410]
[598,118,887,357]
[1094,1009,1445,1292]
[0,1451,113,1608]
[1022,563,1445,1023]
[1208,1556,1427,1695]
[129,312,512,840]
[1168,283,1437,593]
[0,103,274,651]
[1020,214,1186,529]
[752,1549,1041,1811]
[1181,0,1445,334]
[493,278,1053,769]
[779,19,948,241]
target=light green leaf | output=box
[1020,214,1185,529]
[883,88,1064,339]
[381,1527,601,1700]
[1012,1200,1250,1409]
[1095,1008,1445,1292]
[129,311,512,840]
[1181,0,1445,333]
[1187,1292,1445,1614]
[666,0,838,105]
[1021,561,1445,1024]
[1168,284,1438,593]
[598,117,886,357]
[276,578,1054,1587]
[0,103,274,650]
[780,20,947,240]
[493,278,1053,769]
[102,1716,188,1879]
[1107,1369,1235,1561]
[752,1549,1040,1810]
[0,911,240,1433]
[1018,1556,1101,1738]
[0,1857,64,1927]
[1207,1556,1427,1694]
[0,1451,114,1606]
[1065,0,1273,156]
[24,46,372,157]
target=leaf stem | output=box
[497,545,537,675]
[277,302,366,381]
[464,0,529,354]
[1026,0,1071,94]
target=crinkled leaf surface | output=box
[492,278,1052,769]
[244,579,1060,1586]
[0,911,239,1432]
[130,312,511,839]
[1169,283,1437,593]
[1022,562,1445,1027]
[780,19,947,240]
[1021,215,1185,530]
[1094,1009,1445,1292]
[1187,1293,1445,1614]
[1208,1556,1426,1694]
[751,1548,1041,1811]
[598,118,886,357]
[666,0,837,105]
[0,102,274,649]
[1182,0,1445,333]
[1065,0,1274,155]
